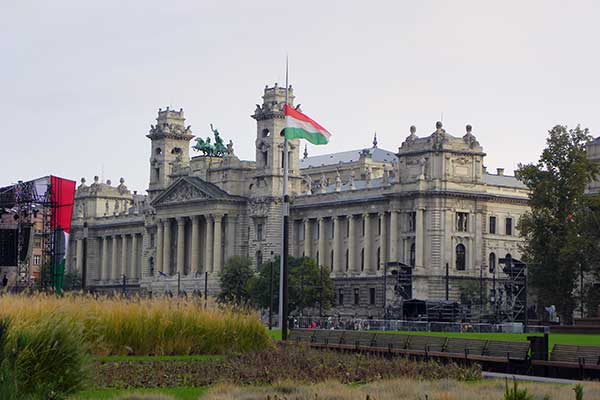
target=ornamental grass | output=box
[0,294,272,356]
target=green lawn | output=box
[94,355,223,363]
[275,328,600,349]
[71,387,207,400]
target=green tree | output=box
[516,125,598,323]
[217,256,255,306]
[249,256,334,315]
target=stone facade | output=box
[67,84,530,317]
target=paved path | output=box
[483,371,582,385]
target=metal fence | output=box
[291,316,549,334]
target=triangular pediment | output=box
[152,178,214,206]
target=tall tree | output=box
[249,256,334,315]
[217,256,255,306]
[516,125,598,323]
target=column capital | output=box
[213,213,224,222]
[362,212,370,219]
[347,214,354,220]
[176,216,186,225]
[317,216,325,222]
[332,215,340,221]
[378,211,386,217]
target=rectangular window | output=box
[378,217,382,236]
[456,212,469,232]
[338,289,344,305]
[408,212,416,232]
[362,218,365,236]
[354,288,360,305]
[369,288,376,305]
[256,223,264,241]
[346,218,350,238]
[299,223,305,241]
[489,216,496,234]
[505,218,513,236]
[33,255,41,265]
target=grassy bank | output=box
[0,294,272,356]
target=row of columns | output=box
[155,214,226,277]
[97,233,141,281]
[297,210,425,274]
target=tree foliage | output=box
[249,256,334,315]
[516,125,599,323]
[217,256,255,306]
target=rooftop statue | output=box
[193,123,230,157]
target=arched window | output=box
[345,249,349,271]
[155,147,162,155]
[409,243,416,267]
[489,252,496,274]
[148,257,154,277]
[361,248,365,271]
[256,250,263,267]
[377,247,381,270]
[456,244,466,270]
[489,252,496,273]
[505,253,512,267]
[262,129,270,138]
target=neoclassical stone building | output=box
[68,83,529,317]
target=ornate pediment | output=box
[163,183,207,204]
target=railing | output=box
[290,316,549,334]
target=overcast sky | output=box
[2,1,599,192]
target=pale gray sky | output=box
[2,1,599,192]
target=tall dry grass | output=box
[204,378,600,400]
[0,294,272,356]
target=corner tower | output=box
[147,107,194,200]
[251,84,302,197]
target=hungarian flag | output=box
[284,104,331,145]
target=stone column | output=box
[415,208,424,269]
[226,214,237,261]
[190,215,200,275]
[303,218,311,257]
[363,213,373,273]
[348,215,357,273]
[163,218,171,275]
[390,210,398,263]
[317,217,326,267]
[205,215,214,273]
[101,236,109,281]
[75,239,83,273]
[176,217,186,275]
[120,234,128,279]
[379,212,387,272]
[111,235,118,280]
[213,214,223,272]
[155,220,163,276]
[333,216,343,274]
[130,233,138,279]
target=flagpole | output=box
[279,56,290,340]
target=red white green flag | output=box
[284,104,331,145]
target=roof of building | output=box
[482,173,526,189]
[300,147,397,169]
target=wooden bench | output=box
[311,329,331,348]
[370,333,409,353]
[324,330,345,347]
[406,336,447,352]
[532,344,600,370]
[289,329,315,344]
[442,338,487,358]
[338,330,375,350]
[469,340,530,363]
